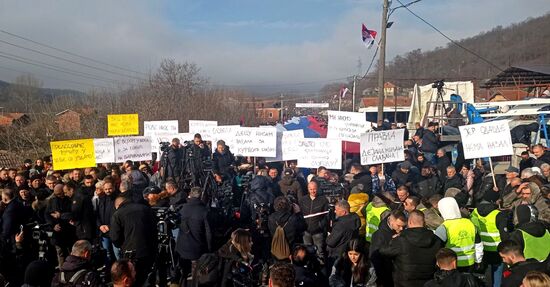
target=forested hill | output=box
[371,13,550,87]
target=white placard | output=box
[266,130,305,162]
[360,129,405,165]
[459,120,513,159]
[114,136,152,163]
[327,110,372,143]
[295,103,329,108]
[93,138,115,163]
[210,125,241,152]
[296,138,342,169]
[189,120,218,141]
[144,120,179,136]
[225,127,277,157]
[150,133,194,159]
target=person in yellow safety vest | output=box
[434,197,483,270]
[470,201,509,287]
[364,192,393,242]
[509,204,550,262]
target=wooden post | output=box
[488,157,497,188]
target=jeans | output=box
[303,232,326,263]
[100,236,121,264]
[489,263,504,287]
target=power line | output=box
[394,0,504,72]
[0,52,124,86]
[0,64,113,90]
[0,28,149,77]
[0,38,146,81]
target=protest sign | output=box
[93,138,115,163]
[459,120,513,159]
[150,133,194,159]
[51,139,96,170]
[189,120,218,141]
[210,125,240,152]
[296,138,342,169]
[107,114,139,136]
[114,136,152,162]
[360,129,405,165]
[144,121,179,137]
[225,127,277,157]
[327,110,372,143]
[266,130,304,162]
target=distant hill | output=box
[0,79,86,111]
[358,13,550,89]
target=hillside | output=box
[0,79,85,111]
[358,13,550,89]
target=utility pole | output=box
[352,75,357,112]
[377,0,389,124]
[280,93,284,123]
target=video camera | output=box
[153,206,180,238]
[159,141,171,153]
[253,202,271,237]
[432,79,445,90]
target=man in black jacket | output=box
[370,209,407,287]
[176,187,211,287]
[498,240,549,287]
[326,200,360,265]
[51,240,100,287]
[392,161,417,188]
[65,181,95,241]
[45,184,75,267]
[212,140,236,183]
[380,210,443,287]
[422,122,439,165]
[349,163,373,198]
[111,196,157,287]
[0,188,25,284]
[532,144,550,168]
[162,138,183,182]
[268,196,306,249]
[508,204,550,262]
[442,166,465,193]
[425,248,483,287]
[96,181,120,263]
[299,181,329,264]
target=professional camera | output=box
[153,206,180,238]
[240,173,253,189]
[160,141,171,153]
[253,203,271,237]
[30,222,53,260]
[229,261,259,287]
[432,79,445,90]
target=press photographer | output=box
[212,140,236,184]
[160,138,184,183]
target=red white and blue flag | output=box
[340,86,350,99]
[362,23,377,49]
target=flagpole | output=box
[339,95,341,111]
[352,75,357,112]
[377,0,389,124]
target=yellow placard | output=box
[107,114,139,136]
[50,139,96,170]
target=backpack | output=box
[271,220,290,260]
[54,269,93,287]
[193,253,221,286]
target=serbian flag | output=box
[362,23,377,49]
[340,87,350,98]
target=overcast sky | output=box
[0,0,548,91]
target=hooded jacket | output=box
[473,202,509,264]
[413,175,442,199]
[51,255,100,287]
[380,227,444,287]
[511,182,550,224]
[278,175,303,202]
[349,171,373,197]
[501,259,549,287]
[370,216,396,287]
[509,221,549,259]
[326,213,361,258]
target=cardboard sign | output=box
[51,139,96,170]
[225,127,277,157]
[459,120,513,159]
[189,120,218,141]
[210,125,240,152]
[360,129,405,165]
[107,114,139,136]
[327,110,372,143]
[144,121,179,137]
[296,138,342,169]
[93,138,115,164]
[114,136,152,162]
[266,130,305,162]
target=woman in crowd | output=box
[521,271,550,287]
[329,239,376,287]
[217,228,257,287]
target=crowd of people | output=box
[0,125,549,287]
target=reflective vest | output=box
[471,209,501,252]
[442,218,476,267]
[521,229,550,262]
[365,203,389,242]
